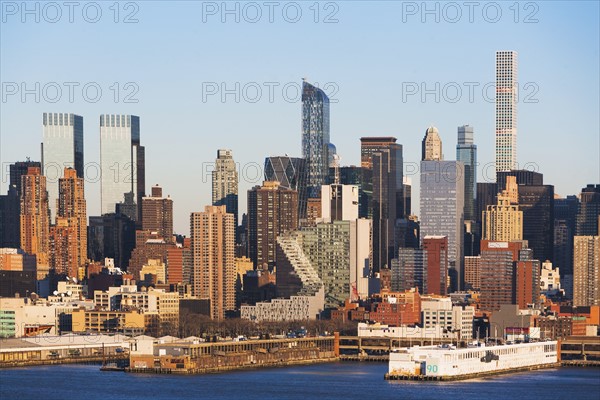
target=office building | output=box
[576,184,600,236]
[141,185,173,242]
[392,248,426,293]
[212,149,238,227]
[573,236,600,306]
[190,205,235,320]
[423,236,449,295]
[464,256,481,290]
[361,138,403,271]
[495,50,518,173]
[420,160,464,290]
[41,113,83,221]
[320,184,359,223]
[515,259,541,309]
[247,181,298,269]
[301,80,330,199]
[497,171,554,263]
[264,156,308,221]
[87,213,136,269]
[483,176,523,241]
[456,125,477,221]
[422,126,443,161]
[100,114,145,221]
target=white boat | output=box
[387,341,558,380]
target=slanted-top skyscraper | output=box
[42,113,83,221]
[422,126,443,161]
[212,149,238,227]
[495,50,518,173]
[302,80,330,199]
[100,114,145,221]
[457,125,477,221]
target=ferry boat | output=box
[386,340,558,381]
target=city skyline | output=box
[2,2,598,234]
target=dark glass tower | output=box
[264,156,308,221]
[456,125,477,221]
[301,80,330,199]
[576,184,600,236]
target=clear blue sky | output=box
[1,1,599,234]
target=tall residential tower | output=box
[495,51,518,173]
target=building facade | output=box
[264,156,308,221]
[100,114,145,221]
[495,50,518,173]
[573,236,600,306]
[212,149,238,227]
[420,160,464,290]
[190,205,235,319]
[247,181,298,269]
[456,125,477,221]
[42,113,83,221]
[141,185,174,242]
[20,167,50,274]
[301,80,330,199]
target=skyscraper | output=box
[423,235,449,295]
[422,126,443,161]
[247,181,298,269]
[190,205,235,320]
[264,156,308,221]
[100,114,145,221]
[495,50,518,173]
[41,113,83,221]
[497,170,554,263]
[320,184,359,223]
[212,149,238,227]
[360,137,403,271]
[302,80,330,199]
[573,235,600,306]
[50,218,78,278]
[576,184,600,236]
[456,125,477,221]
[142,185,174,242]
[483,177,523,242]
[20,167,50,274]
[420,160,464,290]
[56,167,87,270]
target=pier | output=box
[560,336,600,367]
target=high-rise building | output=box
[515,259,541,309]
[247,181,298,269]
[10,161,42,198]
[87,213,136,269]
[301,221,351,309]
[573,236,600,306]
[321,184,359,223]
[20,167,50,275]
[100,114,145,222]
[423,236,449,295]
[495,50,518,173]
[464,256,481,290]
[576,184,600,236]
[366,139,403,272]
[497,171,554,263]
[275,231,324,303]
[264,156,308,220]
[141,184,173,242]
[476,182,497,225]
[302,80,330,199]
[479,240,524,312]
[392,248,426,293]
[56,168,87,269]
[212,149,238,227]
[49,218,78,278]
[420,160,464,290]
[483,177,523,241]
[41,113,83,221]
[0,186,20,248]
[456,125,477,221]
[190,205,235,320]
[422,126,443,161]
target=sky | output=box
[1,1,599,235]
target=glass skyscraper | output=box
[456,125,477,221]
[100,114,145,221]
[264,156,308,220]
[301,80,330,199]
[42,113,83,221]
[420,160,465,290]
